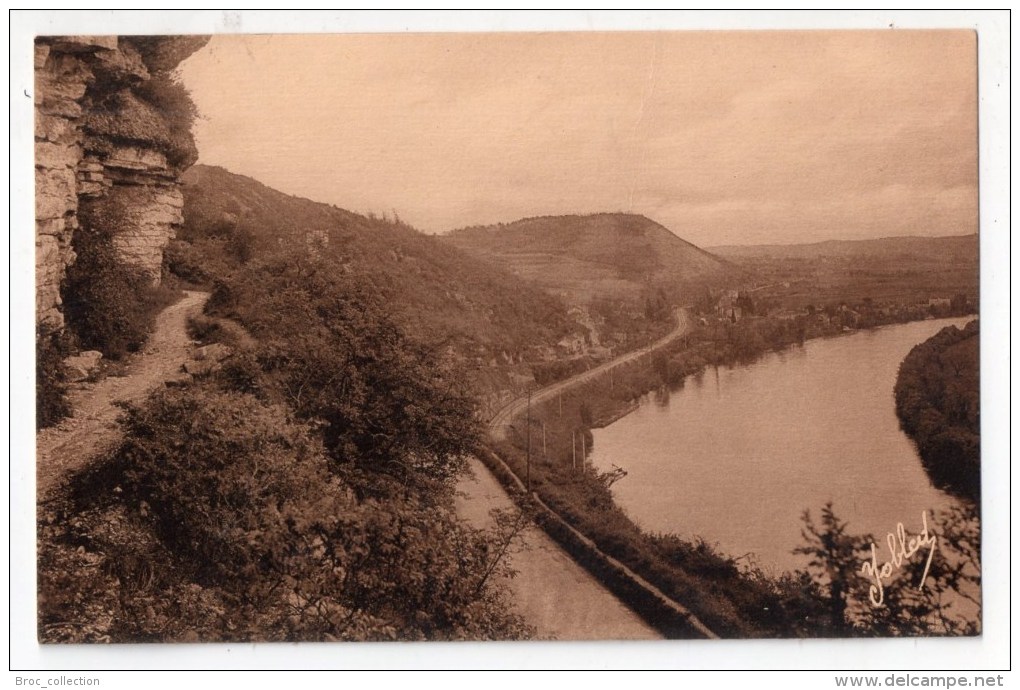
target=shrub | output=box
[162,238,218,285]
[225,223,257,264]
[37,486,239,643]
[215,350,265,397]
[62,200,182,359]
[112,385,530,640]
[36,325,72,429]
[208,254,480,488]
[186,313,254,350]
[118,388,346,599]
[134,76,198,137]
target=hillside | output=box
[442,213,737,304]
[175,165,580,364]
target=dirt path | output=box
[36,290,209,499]
[35,289,666,637]
[455,457,659,640]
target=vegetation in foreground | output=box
[38,200,185,431]
[38,243,533,642]
[36,325,72,430]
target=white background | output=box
[6,10,1012,679]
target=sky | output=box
[178,30,977,247]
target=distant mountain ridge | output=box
[443,213,736,303]
[709,234,978,262]
[707,232,979,309]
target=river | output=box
[590,316,973,575]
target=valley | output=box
[31,33,982,645]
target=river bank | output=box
[480,313,809,637]
[529,309,981,443]
[592,316,973,575]
[894,319,980,502]
[480,310,980,638]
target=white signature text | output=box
[860,511,938,607]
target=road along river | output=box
[489,309,691,441]
[455,457,659,640]
[454,309,697,639]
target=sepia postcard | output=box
[13,10,1009,673]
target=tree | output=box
[794,501,981,636]
[226,222,257,264]
[793,502,869,635]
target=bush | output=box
[186,313,254,350]
[111,385,530,640]
[118,388,346,598]
[62,200,182,359]
[36,325,72,429]
[130,76,199,170]
[208,254,480,488]
[134,76,198,135]
[162,238,220,285]
[37,500,232,643]
[225,224,257,264]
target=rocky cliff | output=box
[35,35,208,329]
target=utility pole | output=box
[542,420,546,458]
[526,388,532,492]
[581,431,586,465]
[571,430,576,471]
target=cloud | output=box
[180,31,977,246]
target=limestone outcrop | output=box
[35,35,208,329]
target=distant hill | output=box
[176,165,579,361]
[707,234,979,308]
[442,213,737,304]
[709,234,978,264]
